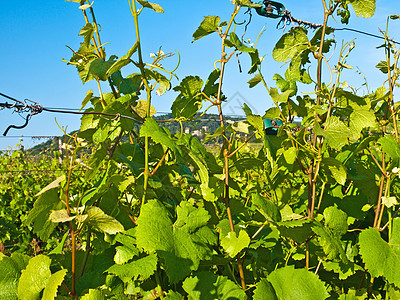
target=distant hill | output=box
[27,113,247,155]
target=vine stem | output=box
[129,0,153,207]
[215,4,246,290]
[308,0,333,219]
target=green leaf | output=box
[192,16,221,42]
[140,118,181,155]
[321,157,347,186]
[349,0,376,18]
[49,209,75,223]
[182,272,247,300]
[106,42,138,76]
[378,135,400,167]
[312,222,348,262]
[80,289,106,300]
[42,269,67,300]
[106,254,158,282]
[248,74,262,88]
[349,107,376,137]
[79,23,94,46]
[272,27,309,62]
[80,89,93,112]
[35,175,65,197]
[88,56,117,81]
[276,219,314,244]
[359,219,400,287]
[382,196,398,208]
[172,76,204,119]
[228,32,256,53]
[0,254,29,300]
[235,0,262,7]
[137,0,164,13]
[86,206,124,235]
[267,265,329,300]
[26,189,62,240]
[136,200,216,283]
[253,279,277,300]
[323,206,348,237]
[114,245,139,265]
[269,88,293,103]
[252,194,281,222]
[313,116,351,150]
[18,255,52,300]
[221,230,250,258]
[376,61,389,74]
[165,291,184,300]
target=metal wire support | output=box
[277,10,323,30]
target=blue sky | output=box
[0,0,399,149]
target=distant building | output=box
[202,125,209,132]
[192,130,202,137]
[185,127,190,134]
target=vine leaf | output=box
[267,265,329,300]
[17,255,52,300]
[253,279,277,300]
[248,74,262,88]
[0,253,30,300]
[86,206,124,235]
[234,0,262,8]
[172,76,204,119]
[349,0,376,18]
[106,254,158,282]
[252,194,281,222]
[137,0,164,13]
[49,209,75,223]
[106,42,139,76]
[221,230,250,258]
[182,272,247,299]
[35,175,65,197]
[80,289,106,300]
[26,189,63,240]
[320,157,347,186]
[89,56,117,81]
[378,135,400,167]
[272,27,309,62]
[359,218,400,287]
[314,116,351,150]
[42,269,68,300]
[192,16,221,42]
[136,200,217,283]
[140,118,181,156]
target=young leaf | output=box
[234,0,262,8]
[252,194,281,222]
[80,289,106,300]
[137,0,164,13]
[79,23,94,46]
[267,265,329,300]
[106,42,139,76]
[248,74,262,88]
[221,230,250,258]
[192,16,221,42]
[17,255,52,300]
[88,56,117,81]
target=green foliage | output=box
[4,0,400,299]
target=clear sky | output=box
[0,0,399,149]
